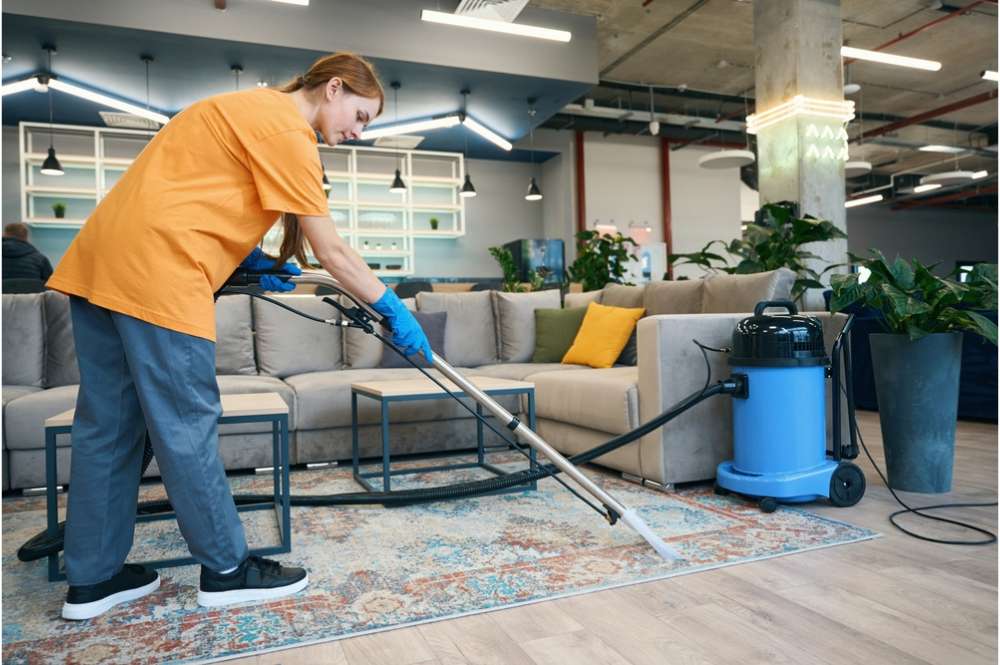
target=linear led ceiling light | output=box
[845,194,883,208]
[972,170,989,179]
[421,9,571,42]
[1,74,170,125]
[918,144,966,153]
[746,95,855,134]
[461,115,513,151]
[360,115,462,141]
[920,170,975,187]
[840,46,941,71]
[982,70,999,82]
[913,183,942,193]
[0,77,43,96]
[269,0,309,5]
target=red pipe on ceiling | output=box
[849,89,998,143]
[891,183,998,209]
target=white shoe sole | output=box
[62,575,160,621]
[197,574,309,607]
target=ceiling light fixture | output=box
[841,46,941,71]
[360,115,462,141]
[40,46,63,177]
[981,70,999,82]
[459,89,477,198]
[388,81,407,195]
[913,183,942,193]
[1,74,169,124]
[844,160,873,177]
[845,194,883,208]
[420,9,571,42]
[920,170,975,186]
[269,0,309,5]
[461,115,512,151]
[525,99,542,202]
[746,95,854,134]
[918,144,966,153]
[972,170,989,179]
[0,77,41,96]
[647,86,660,136]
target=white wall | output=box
[582,133,664,244]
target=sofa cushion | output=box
[3,293,46,388]
[643,279,705,315]
[562,303,645,369]
[532,307,587,363]
[215,294,257,376]
[471,363,588,381]
[379,311,448,368]
[43,291,80,387]
[216,375,298,432]
[601,284,646,365]
[417,291,498,366]
[4,385,79,450]
[285,368,517,430]
[343,296,415,369]
[701,268,796,313]
[564,289,603,308]
[253,294,341,378]
[493,289,561,363]
[530,367,640,434]
[3,385,43,449]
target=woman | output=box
[47,52,430,620]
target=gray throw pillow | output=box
[379,310,448,368]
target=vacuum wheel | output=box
[829,462,866,508]
[759,497,778,513]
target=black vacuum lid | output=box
[729,300,828,367]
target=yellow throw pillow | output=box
[562,301,645,369]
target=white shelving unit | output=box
[19,122,466,278]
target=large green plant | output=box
[566,230,639,292]
[668,201,847,301]
[488,246,545,292]
[830,250,997,344]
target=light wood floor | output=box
[228,411,998,665]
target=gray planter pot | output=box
[870,331,963,493]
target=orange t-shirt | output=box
[47,88,330,341]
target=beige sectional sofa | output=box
[2,267,847,493]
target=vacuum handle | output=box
[222,269,292,288]
[754,300,798,316]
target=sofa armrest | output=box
[635,312,849,486]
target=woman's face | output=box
[316,77,381,146]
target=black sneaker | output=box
[62,564,160,620]
[197,556,308,607]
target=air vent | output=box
[373,134,425,149]
[99,111,160,131]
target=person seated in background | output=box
[3,222,53,282]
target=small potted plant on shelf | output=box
[429,217,439,231]
[52,202,67,219]
[830,251,997,493]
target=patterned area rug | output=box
[3,454,878,664]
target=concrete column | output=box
[754,0,848,304]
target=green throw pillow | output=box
[532,306,588,363]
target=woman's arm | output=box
[297,214,387,303]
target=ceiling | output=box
[533,0,998,193]
[0,12,585,160]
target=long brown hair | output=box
[273,52,384,267]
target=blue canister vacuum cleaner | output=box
[715,300,866,513]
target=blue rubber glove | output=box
[240,247,301,292]
[370,288,433,362]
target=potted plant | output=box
[566,230,639,292]
[668,201,846,302]
[52,202,67,219]
[429,217,439,231]
[830,251,997,493]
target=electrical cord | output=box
[844,386,997,546]
[692,339,731,392]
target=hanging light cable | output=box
[40,45,63,176]
[460,89,477,198]
[388,81,407,194]
[525,99,542,202]
[232,64,242,91]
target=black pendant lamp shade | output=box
[40,146,64,176]
[525,176,542,201]
[460,173,477,198]
[390,168,407,193]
